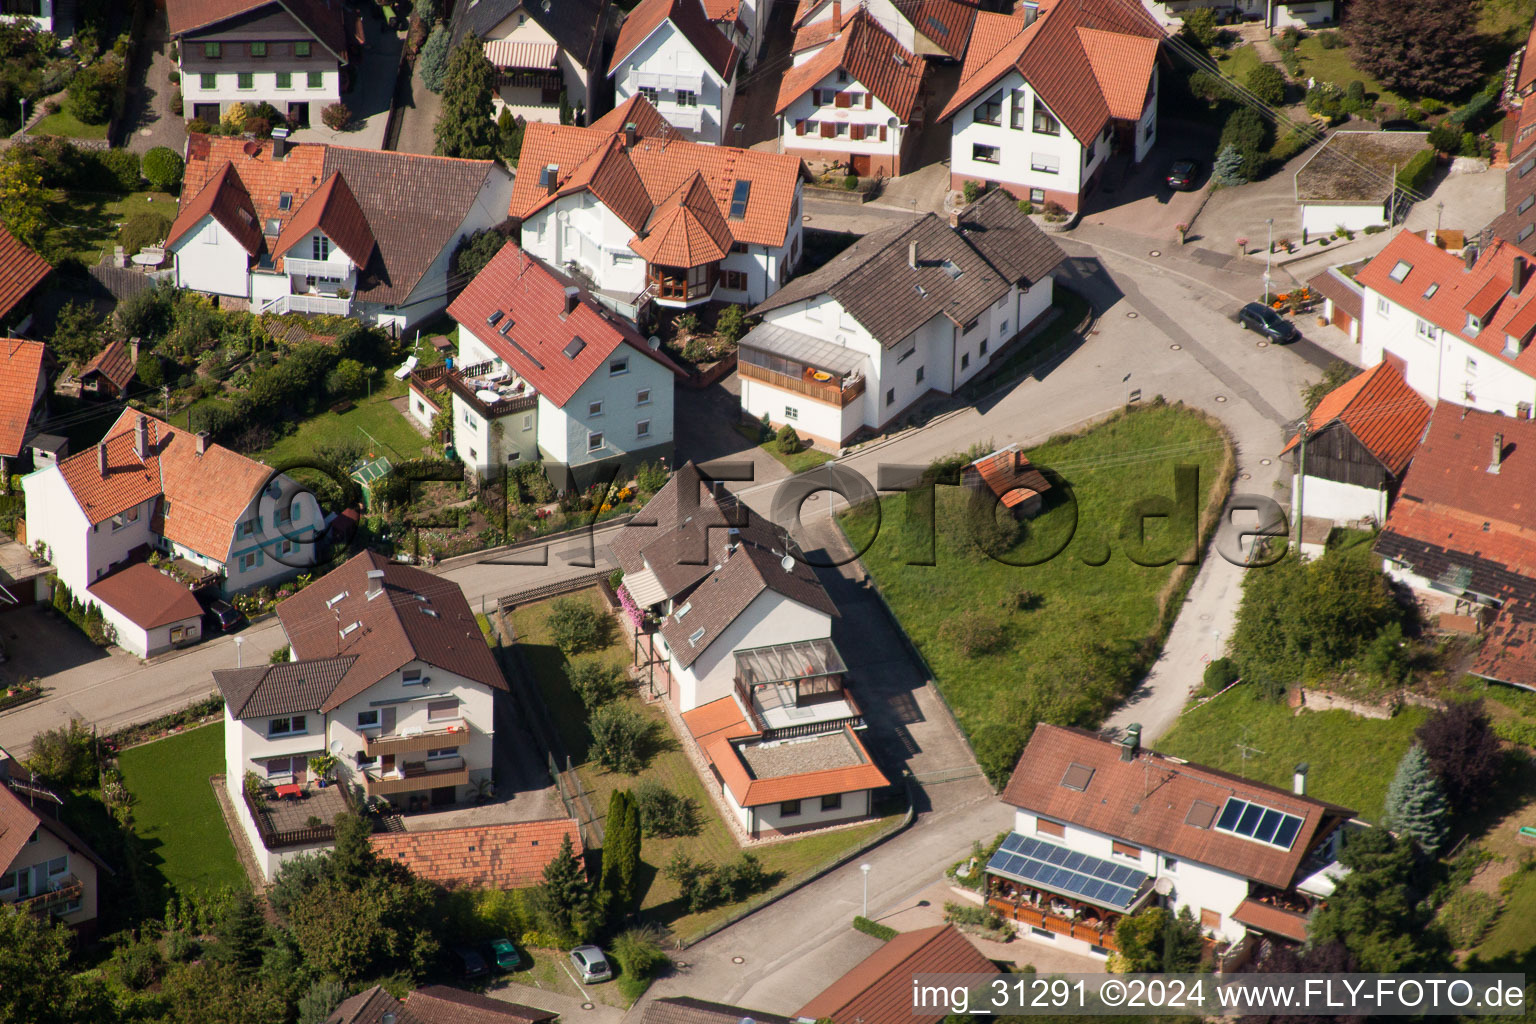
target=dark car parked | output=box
[1237,302,1300,343]
[454,946,489,978]
[485,937,524,973]
[1166,159,1200,191]
[204,599,243,633]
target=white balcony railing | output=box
[259,293,353,316]
[283,257,352,280]
[630,70,706,94]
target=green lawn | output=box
[116,722,246,894]
[512,590,901,938]
[1155,686,1427,821]
[1292,37,1414,111]
[256,377,429,469]
[734,423,835,473]
[838,403,1230,781]
[1477,868,1536,962]
[40,189,178,266]
[30,110,109,139]
[1215,44,1265,88]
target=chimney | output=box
[563,286,580,317]
[948,211,960,229]
[832,0,840,23]
[365,568,386,599]
[195,432,210,455]
[1465,245,1479,271]
[624,121,637,149]
[1513,255,1528,299]
[908,240,919,269]
[129,336,140,363]
[271,126,290,160]
[544,164,560,196]
[1119,723,1141,762]
[133,415,148,459]
[1491,431,1505,474]
[97,441,108,477]
[1293,762,1309,796]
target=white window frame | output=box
[268,715,307,738]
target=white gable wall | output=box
[21,465,93,593]
[799,0,915,51]
[666,589,833,711]
[171,215,253,299]
[779,74,909,162]
[614,20,734,143]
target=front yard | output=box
[511,589,902,940]
[115,722,246,895]
[837,403,1232,784]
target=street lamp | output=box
[860,863,872,919]
[1265,218,1274,304]
[234,635,244,668]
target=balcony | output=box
[258,293,353,316]
[282,256,352,280]
[411,363,538,419]
[739,361,866,407]
[652,105,703,132]
[12,875,83,917]
[243,780,354,850]
[630,70,705,94]
[362,756,469,797]
[988,896,1121,951]
[364,720,472,756]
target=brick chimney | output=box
[562,286,580,317]
[908,240,919,269]
[366,568,386,599]
[97,441,108,477]
[129,337,140,364]
[1512,255,1528,300]
[1491,431,1505,474]
[133,415,148,459]
[624,122,637,149]
[195,432,210,455]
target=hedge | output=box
[853,915,898,941]
[1395,148,1435,195]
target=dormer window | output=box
[279,193,293,212]
[1468,314,1482,336]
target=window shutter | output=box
[879,124,887,141]
[864,92,873,109]
[850,124,865,141]
[821,122,835,138]
[256,549,265,567]
[796,119,807,136]
[835,91,850,108]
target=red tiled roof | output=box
[274,171,376,269]
[796,925,995,1024]
[56,416,163,526]
[327,986,426,1024]
[1001,724,1351,889]
[87,562,204,630]
[510,115,807,250]
[369,818,581,890]
[1387,404,1536,535]
[279,550,507,711]
[910,0,979,59]
[938,0,1160,142]
[1306,268,1362,323]
[1231,897,1310,942]
[590,93,672,137]
[0,227,50,321]
[1278,361,1431,476]
[0,778,42,874]
[78,338,135,395]
[964,444,1052,507]
[0,339,46,459]
[447,243,681,409]
[610,0,740,79]
[1355,231,1536,377]
[791,16,842,53]
[406,987,557,1024]
[167,0,348,62]
[776,9,926,122]
[629,173,735,267]
[166,161,264,256]
[1520,17,1536,95]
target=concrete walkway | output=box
[290,14,401,149]
[120,6,187,156]
[390,45,444,155]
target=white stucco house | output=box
[1355,231,1536,416]
[775,8,927,177]
[22,410,322,657]
[611,463,888,838]
[789,0,981,62]
[939,0,1161,212]
[1141,0,1336,29]
[214,551,506,880]
[0,756,113,937]
[0,0,53,32]
[434,241,682,491]
[1279,360,1430,529]
[510,95,807,316]
[742,189,1065,447]
[166,133,513,332]
[609,0,739,144]
[1294,131,1429,236]
[168,0,351,128]
[450,0,614,125]
[989,724,1359,959]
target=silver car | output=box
[569,944,612,983]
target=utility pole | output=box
[1265,218,1274,303]
[162,385,170,420]
[1389,164,1398,225]
[1292,422,1308,555]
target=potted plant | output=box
[308,753,338,787]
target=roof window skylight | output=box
[728,180,751,219]
[487,310,503,326]
[563,336,587,359]
[1388,260,1412,283]
[1423,283,1439,298]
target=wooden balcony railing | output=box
[989,897,1120,951]
[363,756,469,797]
[12,875,82,915]
[412,365,538,419]
[739,362,865,407]
[364,721,471,756]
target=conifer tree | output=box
[433,35,497,159]
[1383,744,1449,853]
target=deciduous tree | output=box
[1415,699,1502,812]
[1344,0,1482,98]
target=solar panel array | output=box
[1214,798,1304,850]
[986,832,1149,911]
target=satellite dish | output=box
[647,335,661,350]
[329,739,344,756]
[780,554,796,573]
[1153,876,1174,896]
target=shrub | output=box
[165,930,200,963]
[634,778,701,837]
[97,147,140,190]
[1188,70,1225,103]
[547,597,612,655]
[221,101,248,130]
[1202,656,1239,694]
[588,704,650,773]
[1318,29,1344,48]
[24,718,98,788]
[635,460,668,493]
[118,211,172,256]
[135,350,164,388]
[1179,7,1219,48]
[853,916,897,940]
[716,304,749,344]
[961,179,984,204]
[774,423,800,454]
[187,117,210,134]
[324,357,370,398]
[142,146,184,191]
[110,936,165,990]
[939,612,1011,657]
[418,24,451,92]
[65,57,122,123]
[610,927,668,1000]
[1395,148,1435,194]
[841,173,858,191]
[1427,121,1461,154]
[1245,64,1286,106]
[1436,889,1497,949]
[1346,79,1366,106]
[321,102,352,131]
[568,657,627,709]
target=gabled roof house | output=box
[986,724,1358,957]
[449,0,616,126]
[790,0,980,62]
[433,240,682,491]
[795,924,995,1024]
[214,551,507,879]
[610,0,740,143]
[0,752,113,935]
[167,134,514,330]
[0,339,48,476]
[0,227,51,333]
[22,409,323,656]
[743,189,1065,447]
[326,984,557,1024]
[939,0,1162,211]
[511,95,807,313]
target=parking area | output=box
[0,606,110,689]
[1078,119,1219,240]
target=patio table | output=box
[274,783,304,800]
